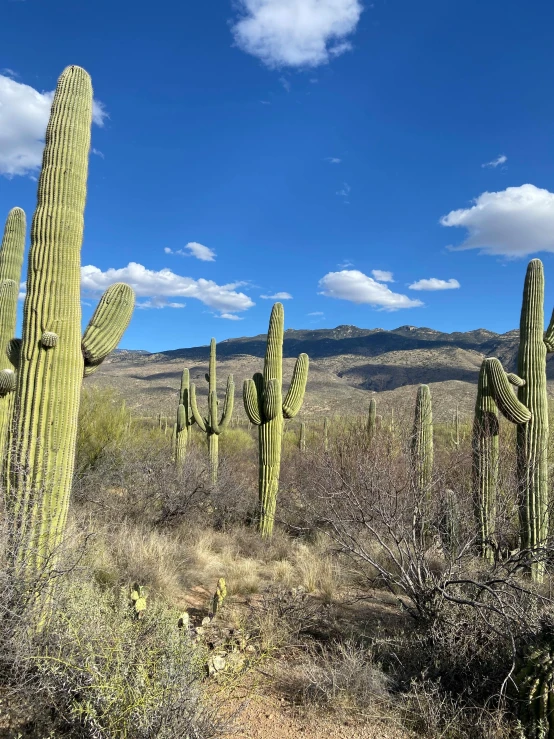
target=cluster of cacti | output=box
[243,303,309,537]
[175,367,194,466]
[367,397,377,442]
[472,358,530,562]
[190,338,234,482]
[411,385,434,498]
[0,208,26,458]
[517,259,554,581]
[4,67,134,599]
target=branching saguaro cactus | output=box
[243,303,309,538]
[411,385,434,499]
[175,367,194,466]
[191,338,234,482]
[517,259,554,581]
[0,208,26,458]
[473,358,530,562]
[367,397,377,442]
[6,67,135,594]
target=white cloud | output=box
[318,270,423,310]
[80,262,254,316]
[371,269,394,282]
[136,299,187,310]
[0,73,107,177]
[336,182,351,199]
[92,148,104,159]
[482,154,507,169]
[231,0,363,68]
[165,242,216,262]
[409,278,460,291]
[260,291,293,299]
[326,156,341,164]
[219,313,243,320]
[308,311,324,316]
[441,184,554,257]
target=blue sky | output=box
[2,0,554,351]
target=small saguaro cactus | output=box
[0,208,26,459]
[367,397,377,442]
[517,259,554,581]
[175,367,195,466]
[212,577,227,617]
[6,67,135,593]
[191,338,234,482]
[451,406,461,449]
[243,303,309,538]
[411,385,434,499]
[473,358,530,562]
[299,422,306,452]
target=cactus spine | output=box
[6,67,134,592]
[175,367,194,466]
[0,208,26,459]
[367,397,377,442]
[411,385,434,499]
[243,303,309,538]
[517,259,554,580]
[191,339,234,482]
[473,358,530,562]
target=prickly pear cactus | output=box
[130,583,147,619]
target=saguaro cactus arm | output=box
[485,358,531,424]
[243,378,262,425]
[543,307,554,351]
[82,282,135,377]
[190,383,207,431]
[264,378,282,421]
[282,353,309,419]
[217,374,235,431]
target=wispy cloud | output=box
[441,184,554,257]
[260,291,293,299]
[218,313,243,320]
[92,148,104,159]
[164,242,216,262]
[319,270,423,310]
[0,73,107,177]
[326,156,341,164]
[279,75,291,91]
[338,259,354,269]
[308,311,324,316]
[371,269,394,283]
[336,182,351,203]
[80,262,254,317]
[481,154,507,169]
[409,278,460,291]
[231,0,363,68]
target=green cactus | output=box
[6,67,135,592]
[411,385,434,500]
[191,339,234,482]
[473,358,530,562]
[243,303,309,538]
[212,577,227,617]
[515,641,554,738]
[130,583,148,619]
[0,208,26,460]
[517,259,554,581]
[175,367,195,466]
[367,397,377,442]
[299,422,306,452]
[451,406,461,449]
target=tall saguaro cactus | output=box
[411,385,434,498]
[243,303,309,538]
[0,208,26,457]
[175,367,194,466]
[367,397,377,442]
[473,358,530,562]
[7,67,135,591]
[191,338,234,482]
[517,259,554,580]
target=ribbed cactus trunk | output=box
[367,398,377,442]
[244,303,309,538]
[411,385,434,498]
[0,208,26,460]
[517,260,554,581]
[6,67,134,603]
[473,358,530,562]
[191,339,234,484]
[175,368,194,467]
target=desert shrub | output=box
[15,579,225,738]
